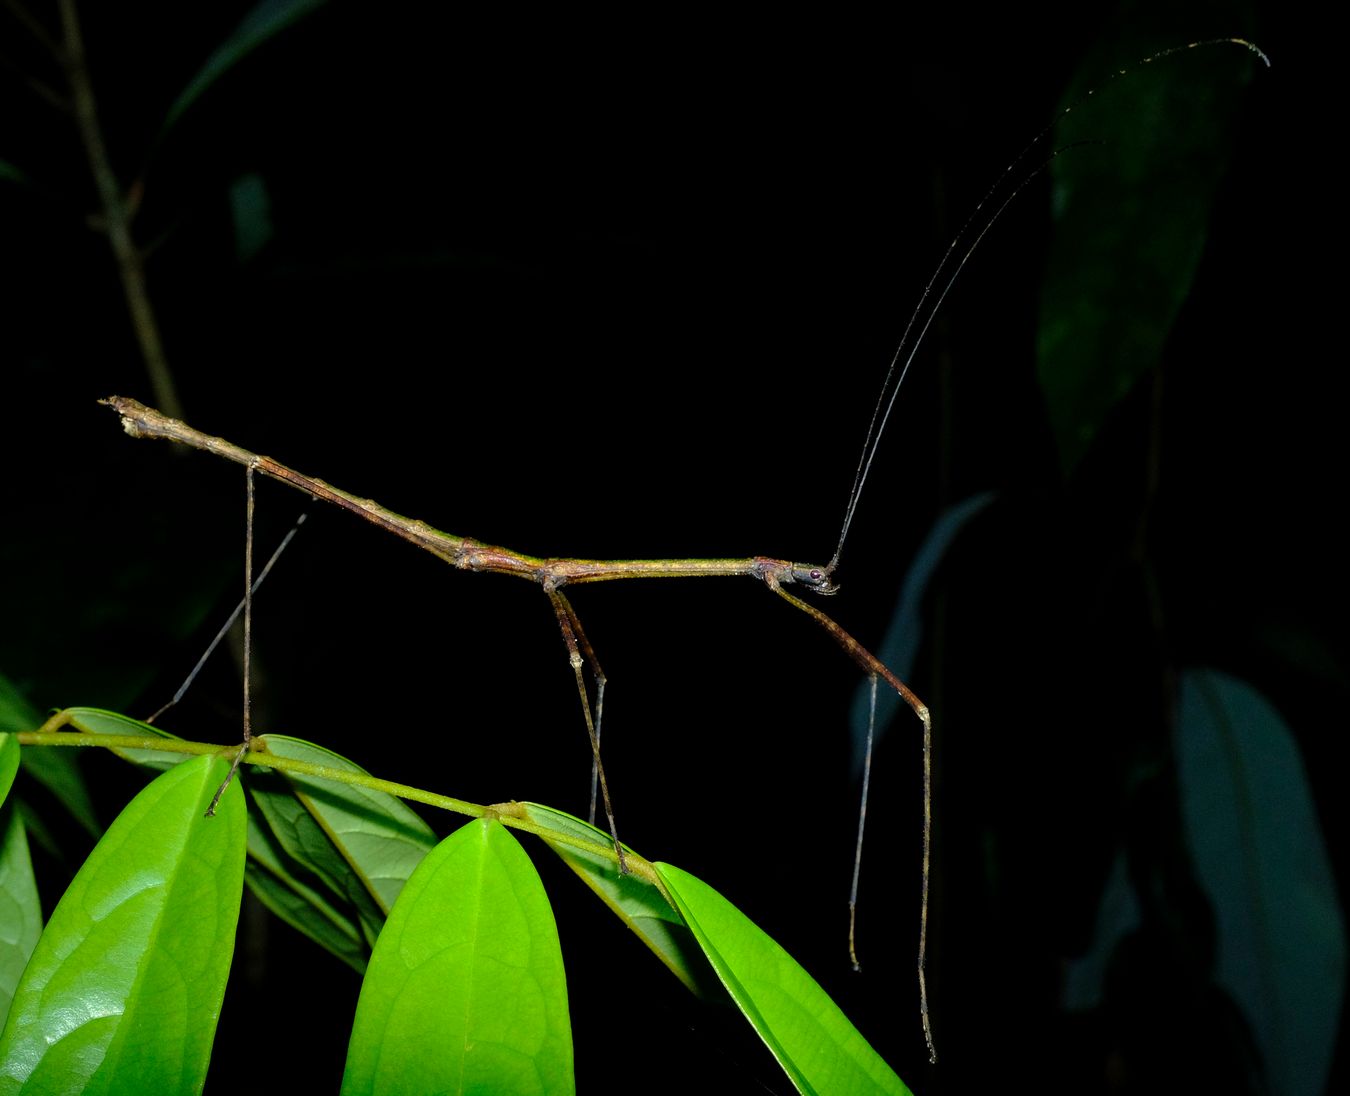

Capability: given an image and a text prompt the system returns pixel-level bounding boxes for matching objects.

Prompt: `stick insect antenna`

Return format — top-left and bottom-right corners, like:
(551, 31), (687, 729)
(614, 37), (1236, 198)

(827, 37), (1269, 576)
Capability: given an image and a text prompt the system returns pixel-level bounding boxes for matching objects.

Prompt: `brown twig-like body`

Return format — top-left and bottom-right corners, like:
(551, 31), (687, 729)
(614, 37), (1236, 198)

(102, 394), (936, 1060)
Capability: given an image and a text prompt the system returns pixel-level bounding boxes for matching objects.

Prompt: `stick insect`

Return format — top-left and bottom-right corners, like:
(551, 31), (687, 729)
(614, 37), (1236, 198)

(99, 36), (1266, 1067)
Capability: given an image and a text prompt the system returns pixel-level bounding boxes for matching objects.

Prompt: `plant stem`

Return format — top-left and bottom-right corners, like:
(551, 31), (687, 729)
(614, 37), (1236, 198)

(15, 729), (652, 877)
(58, 0), (184, 418)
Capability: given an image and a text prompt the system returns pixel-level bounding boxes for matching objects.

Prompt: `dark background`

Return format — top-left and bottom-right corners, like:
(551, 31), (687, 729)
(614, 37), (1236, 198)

(3, 1), (1338, 1093)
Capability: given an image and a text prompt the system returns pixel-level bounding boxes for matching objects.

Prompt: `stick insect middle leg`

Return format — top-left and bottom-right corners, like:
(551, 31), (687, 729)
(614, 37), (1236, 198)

(544, 581), (626, 873)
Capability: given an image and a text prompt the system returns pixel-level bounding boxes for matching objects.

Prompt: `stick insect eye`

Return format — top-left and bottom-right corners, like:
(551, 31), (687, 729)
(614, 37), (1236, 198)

(791, 564), (838, 593)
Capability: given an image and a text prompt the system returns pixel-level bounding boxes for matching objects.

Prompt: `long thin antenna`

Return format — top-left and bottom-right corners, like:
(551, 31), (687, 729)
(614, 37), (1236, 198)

(827, 37), (1269, 575)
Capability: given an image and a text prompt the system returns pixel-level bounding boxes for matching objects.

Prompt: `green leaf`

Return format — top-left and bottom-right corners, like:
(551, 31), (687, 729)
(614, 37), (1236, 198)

(0, 737), (16, 810)
(0, 809), (41, 1031)
(14, 749), (99, 839)
(0, 735), (37, 1029)
(1176, 669), (1344, 1096)
(1037, 36), (1266, 472)
(0, 679), (39, 738)
(0, 754), (246, 1095)
(254, 736), (436, 914)
(245, 769), (383, 948)
(850, 491), (994, 769)
(65, 706), (187, 771)
(342, 818), (573, 1096)
(0, 684), (98, 837)
(246, 735), (437, 946)
(230, 172), (273, 264)
(517, 802), (725, 1000)
(656, 863), (910, 1096)
(161, 0), (331, 134)
(63, 717), (433, 956)
(243, 808), (367, 973)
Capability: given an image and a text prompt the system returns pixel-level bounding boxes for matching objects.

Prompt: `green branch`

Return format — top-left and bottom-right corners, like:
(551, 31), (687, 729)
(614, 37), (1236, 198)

(15, 727), (657, 882)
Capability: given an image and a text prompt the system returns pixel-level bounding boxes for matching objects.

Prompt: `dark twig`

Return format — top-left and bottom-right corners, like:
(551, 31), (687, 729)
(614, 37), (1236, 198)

(56, 0), (184, 419)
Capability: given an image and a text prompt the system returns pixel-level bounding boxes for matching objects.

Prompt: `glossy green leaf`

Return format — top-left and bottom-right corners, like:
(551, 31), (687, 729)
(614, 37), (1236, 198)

(0, 754), (246, 1095)
(244, 809), (366, 973)
(254, 735), (436, 913)
(246, 735), (436, 945)
(342, 818), (573, 1096)
(0, 736), (33, 1030)
(60, 712), (431, 949)
(656, 863), (910, 1096)
(1177, 669), (1344, 1096)
(0, 808), (41, 1031)
(65, 706), (187, 771)
(162, 0), (331, 134)
(65, 714), (390, 965)
(1038, 35), (1266, 472)
(518, 802), (725, 1000)
(246, 769), (384, 948)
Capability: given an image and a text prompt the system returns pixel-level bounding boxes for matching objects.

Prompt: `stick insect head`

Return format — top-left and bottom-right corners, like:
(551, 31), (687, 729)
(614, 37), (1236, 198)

(790, 562), (839, 595)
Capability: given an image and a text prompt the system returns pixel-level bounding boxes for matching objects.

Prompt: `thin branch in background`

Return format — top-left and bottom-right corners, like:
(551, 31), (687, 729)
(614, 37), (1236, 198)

(0, 52), (69, 112)
(3, 0), (62, 57)
(1, 2), (69, 111)
(56, 0), (184, 419)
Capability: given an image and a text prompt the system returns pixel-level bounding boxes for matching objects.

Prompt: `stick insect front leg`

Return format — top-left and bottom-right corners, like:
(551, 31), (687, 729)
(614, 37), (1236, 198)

(762, 567), (936, 1064)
